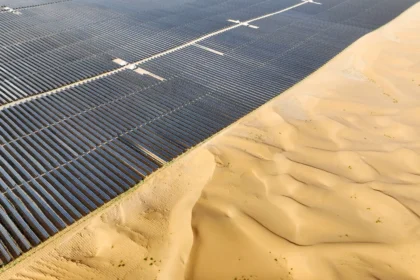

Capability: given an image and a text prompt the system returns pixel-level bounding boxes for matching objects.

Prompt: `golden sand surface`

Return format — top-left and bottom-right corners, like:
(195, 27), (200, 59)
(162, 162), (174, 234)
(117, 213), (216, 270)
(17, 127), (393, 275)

(1, 3), (420, 280)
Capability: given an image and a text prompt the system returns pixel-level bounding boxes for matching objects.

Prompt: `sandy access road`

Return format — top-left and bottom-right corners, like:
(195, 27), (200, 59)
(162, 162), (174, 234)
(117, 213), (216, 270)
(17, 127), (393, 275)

(1, 2), (420, 280)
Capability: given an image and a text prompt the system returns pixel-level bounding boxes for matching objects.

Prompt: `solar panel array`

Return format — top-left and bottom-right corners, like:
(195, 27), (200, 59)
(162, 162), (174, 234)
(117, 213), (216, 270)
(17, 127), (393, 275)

(0, 0), (417, 267)
(0, 0), (307, 106)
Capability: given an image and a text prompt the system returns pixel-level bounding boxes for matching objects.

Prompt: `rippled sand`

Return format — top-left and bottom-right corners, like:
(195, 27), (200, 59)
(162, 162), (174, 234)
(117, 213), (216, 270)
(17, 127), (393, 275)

(1, 3), (420, 280)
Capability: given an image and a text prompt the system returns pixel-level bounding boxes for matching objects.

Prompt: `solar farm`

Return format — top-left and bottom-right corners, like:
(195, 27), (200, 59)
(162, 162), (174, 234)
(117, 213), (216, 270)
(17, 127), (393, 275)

(0, 0), (417, 267)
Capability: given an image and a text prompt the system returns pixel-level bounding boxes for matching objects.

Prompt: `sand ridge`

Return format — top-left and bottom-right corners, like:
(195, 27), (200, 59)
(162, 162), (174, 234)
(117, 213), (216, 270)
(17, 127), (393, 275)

(1, 2), (420, 280)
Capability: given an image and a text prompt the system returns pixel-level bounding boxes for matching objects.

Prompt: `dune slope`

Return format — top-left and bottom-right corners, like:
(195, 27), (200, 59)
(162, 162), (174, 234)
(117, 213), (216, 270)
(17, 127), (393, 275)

(1, 3), (420, 280)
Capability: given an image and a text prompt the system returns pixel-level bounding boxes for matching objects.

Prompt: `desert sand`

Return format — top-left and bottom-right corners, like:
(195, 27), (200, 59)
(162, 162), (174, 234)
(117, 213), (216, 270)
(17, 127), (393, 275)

(1, 3), (420, 280)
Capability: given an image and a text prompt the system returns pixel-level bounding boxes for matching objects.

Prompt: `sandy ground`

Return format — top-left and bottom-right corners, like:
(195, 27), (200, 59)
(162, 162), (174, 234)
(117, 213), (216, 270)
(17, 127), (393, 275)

(2, 3), (420, 280)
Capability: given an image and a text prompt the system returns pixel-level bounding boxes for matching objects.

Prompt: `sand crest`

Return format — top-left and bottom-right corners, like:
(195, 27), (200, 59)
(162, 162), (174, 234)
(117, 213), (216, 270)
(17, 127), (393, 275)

(1, 3), (420, 280)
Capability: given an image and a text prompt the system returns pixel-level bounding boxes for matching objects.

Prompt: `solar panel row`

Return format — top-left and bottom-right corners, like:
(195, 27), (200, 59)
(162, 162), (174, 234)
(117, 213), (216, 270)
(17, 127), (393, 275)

(0, 0), (417, 267)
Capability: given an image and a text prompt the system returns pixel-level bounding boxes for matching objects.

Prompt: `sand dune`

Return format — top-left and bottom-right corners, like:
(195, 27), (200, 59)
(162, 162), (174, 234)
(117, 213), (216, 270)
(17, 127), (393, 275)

(1, 3), (420, 280)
